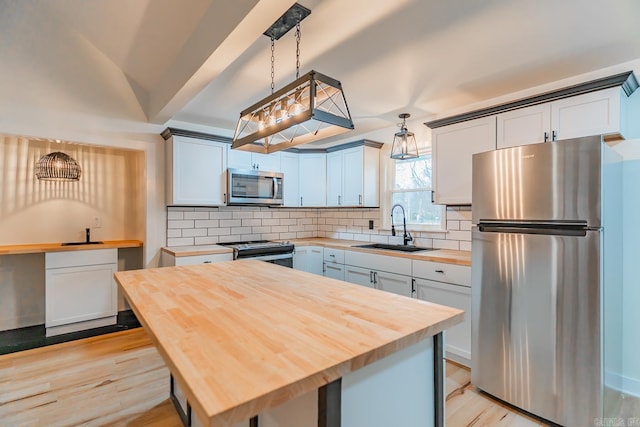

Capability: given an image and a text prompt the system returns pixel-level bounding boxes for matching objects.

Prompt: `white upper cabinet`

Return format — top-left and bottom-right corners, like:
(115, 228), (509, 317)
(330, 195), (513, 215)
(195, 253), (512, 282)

(551, 87), (627, 141)
(326, 145), (380, 207)
(497, 87), (637, 149)
(299, 153), (327, 207)
(227, 147), (281, 172)
(497, 103), (552, 149)
(431, 116), (496, 205)
(166, 135), (227, 206)
(280, 152), (300, 207)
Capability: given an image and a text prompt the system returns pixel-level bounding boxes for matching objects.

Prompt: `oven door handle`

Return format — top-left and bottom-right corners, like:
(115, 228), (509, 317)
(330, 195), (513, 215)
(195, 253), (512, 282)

(238, 253), (293, 262)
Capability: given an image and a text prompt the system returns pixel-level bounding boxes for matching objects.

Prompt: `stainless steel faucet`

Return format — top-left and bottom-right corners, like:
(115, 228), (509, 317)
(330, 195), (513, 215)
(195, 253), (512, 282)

(391, 204), (413, 246)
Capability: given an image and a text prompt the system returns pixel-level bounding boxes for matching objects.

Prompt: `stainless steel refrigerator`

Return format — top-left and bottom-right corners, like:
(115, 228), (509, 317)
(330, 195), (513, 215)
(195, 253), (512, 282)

(471, 135), (624, 426)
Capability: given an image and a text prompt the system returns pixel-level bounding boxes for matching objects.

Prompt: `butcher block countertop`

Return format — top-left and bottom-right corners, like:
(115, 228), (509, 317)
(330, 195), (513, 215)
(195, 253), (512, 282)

(0, 240), (143, 255)
(160, 244), (232, 257)
(115, 261), (464, 426)
(162, 238), (471, 266)
(290, 237), (472, 266)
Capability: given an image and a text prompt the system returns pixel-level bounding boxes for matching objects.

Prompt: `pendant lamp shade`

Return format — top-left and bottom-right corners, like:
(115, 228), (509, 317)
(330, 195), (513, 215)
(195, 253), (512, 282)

(390, 113), (419, 160)
(35, 151), (81, 181)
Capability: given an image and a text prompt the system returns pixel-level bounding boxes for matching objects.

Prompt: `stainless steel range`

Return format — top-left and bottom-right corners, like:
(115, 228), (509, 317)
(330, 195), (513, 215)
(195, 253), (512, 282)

(218, 240), (294, 268)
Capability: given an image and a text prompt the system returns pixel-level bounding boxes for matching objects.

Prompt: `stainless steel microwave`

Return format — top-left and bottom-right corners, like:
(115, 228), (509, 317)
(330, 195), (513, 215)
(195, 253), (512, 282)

(227, 168), (283, 206)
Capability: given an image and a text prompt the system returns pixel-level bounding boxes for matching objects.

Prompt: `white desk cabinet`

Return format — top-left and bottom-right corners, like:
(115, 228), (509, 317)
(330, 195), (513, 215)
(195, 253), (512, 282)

(45, 249), (118, 337)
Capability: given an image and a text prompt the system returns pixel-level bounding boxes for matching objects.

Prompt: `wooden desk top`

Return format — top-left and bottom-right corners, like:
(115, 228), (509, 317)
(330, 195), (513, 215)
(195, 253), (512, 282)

(0, 240), (143, 255)
(115, 261), (463, 426)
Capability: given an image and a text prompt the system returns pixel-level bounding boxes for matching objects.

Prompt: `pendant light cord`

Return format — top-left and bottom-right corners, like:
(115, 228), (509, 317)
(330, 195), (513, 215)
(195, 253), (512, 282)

(270, 37), (275, 94)
(295, 22), (301, 79)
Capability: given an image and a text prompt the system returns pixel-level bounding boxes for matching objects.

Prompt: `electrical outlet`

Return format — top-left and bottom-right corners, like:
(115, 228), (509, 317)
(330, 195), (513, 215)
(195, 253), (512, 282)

(92, 216), (102, 228)
(368, 220), (374, 230)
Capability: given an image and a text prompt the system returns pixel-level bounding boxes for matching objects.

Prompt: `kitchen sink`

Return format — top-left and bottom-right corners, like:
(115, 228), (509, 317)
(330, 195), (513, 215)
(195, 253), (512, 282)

(61, 241), (104, 246)
(353, 243), (434, 252)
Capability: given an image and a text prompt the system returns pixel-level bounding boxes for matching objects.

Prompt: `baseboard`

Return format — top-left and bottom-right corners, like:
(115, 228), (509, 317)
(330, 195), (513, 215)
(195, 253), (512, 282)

(605, 370), (640, 398)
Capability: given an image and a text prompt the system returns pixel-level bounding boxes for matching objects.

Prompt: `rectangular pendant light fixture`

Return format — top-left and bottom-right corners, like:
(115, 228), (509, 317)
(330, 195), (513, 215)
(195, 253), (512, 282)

(232, 70), (354, 154)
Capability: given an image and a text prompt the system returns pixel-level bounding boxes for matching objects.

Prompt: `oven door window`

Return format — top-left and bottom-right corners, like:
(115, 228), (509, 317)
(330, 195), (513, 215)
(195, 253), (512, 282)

(264, 257), (293, 268)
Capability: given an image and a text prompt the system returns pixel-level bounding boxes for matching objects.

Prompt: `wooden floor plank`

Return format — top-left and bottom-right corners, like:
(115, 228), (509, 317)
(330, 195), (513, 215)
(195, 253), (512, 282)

(4, 327), (622, 427)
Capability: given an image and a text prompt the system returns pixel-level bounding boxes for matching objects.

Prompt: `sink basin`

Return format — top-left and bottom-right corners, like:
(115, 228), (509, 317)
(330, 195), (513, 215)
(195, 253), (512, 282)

(61, 241), (104, 246)
(353, 243), (434, 252)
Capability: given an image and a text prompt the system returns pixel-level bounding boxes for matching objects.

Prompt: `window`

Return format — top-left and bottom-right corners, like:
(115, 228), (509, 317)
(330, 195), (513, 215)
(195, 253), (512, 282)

(390, 154), (445, 230)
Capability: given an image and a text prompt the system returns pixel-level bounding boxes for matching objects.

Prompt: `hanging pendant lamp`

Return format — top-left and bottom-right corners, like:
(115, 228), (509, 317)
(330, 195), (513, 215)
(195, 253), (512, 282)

(232, 3), (354, 154)
(35, 151), (81, 181)
(390, 113), (419, 160)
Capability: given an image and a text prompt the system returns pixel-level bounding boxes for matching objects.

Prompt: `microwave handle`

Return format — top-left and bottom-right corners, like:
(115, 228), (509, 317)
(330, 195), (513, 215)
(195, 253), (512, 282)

(272, 177), (279, 199)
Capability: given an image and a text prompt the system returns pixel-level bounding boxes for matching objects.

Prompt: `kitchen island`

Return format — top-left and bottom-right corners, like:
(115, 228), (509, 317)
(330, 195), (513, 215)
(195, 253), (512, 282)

(114, 260), (463, 427)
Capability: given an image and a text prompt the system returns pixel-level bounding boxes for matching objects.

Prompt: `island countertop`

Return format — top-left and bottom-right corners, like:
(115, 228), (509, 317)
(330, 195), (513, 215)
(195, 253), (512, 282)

(115, 261), (464, 426)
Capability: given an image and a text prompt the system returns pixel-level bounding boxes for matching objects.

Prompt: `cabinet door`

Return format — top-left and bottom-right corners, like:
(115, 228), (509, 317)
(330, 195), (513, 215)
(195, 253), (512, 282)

(415, 278), (471, 366)
(253, 152), (281, 172)
(432, 116), (496, 204)
(326, 151), (343, 206)
(496, 103), (551, 149)
(227, 148), (253, 170)
(299, 153), (326, 206)
(342, 147), (364, 206)
(551, 87), (622, 140)
(46, 263), (117, 327)
(345, 265), (374, 288)
(168, 136), (227, 205)
(293, 246), (323, 275)
(375, 271), (412, 297)
(324, 263), (345, 281)
(280, 152), (300, 207)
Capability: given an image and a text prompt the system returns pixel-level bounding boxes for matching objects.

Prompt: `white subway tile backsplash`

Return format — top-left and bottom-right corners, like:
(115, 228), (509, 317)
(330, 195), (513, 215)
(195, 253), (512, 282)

(184, 211), (209, 220)
(433, 239), (460, 250)
(168, 220), (195, 229)
(167, 211), (184, 220)
(167, 237), (194, 246)
(165, 206), (475, 252)
(182, 228), (207, 237)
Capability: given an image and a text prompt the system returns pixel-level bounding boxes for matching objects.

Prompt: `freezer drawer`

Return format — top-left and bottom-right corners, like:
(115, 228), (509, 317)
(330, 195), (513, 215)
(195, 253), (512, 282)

(471, 228), (601, 426)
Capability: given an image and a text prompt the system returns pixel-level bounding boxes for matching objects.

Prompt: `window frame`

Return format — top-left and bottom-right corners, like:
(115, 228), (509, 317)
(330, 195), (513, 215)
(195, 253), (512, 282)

(381, 150), (446, 233)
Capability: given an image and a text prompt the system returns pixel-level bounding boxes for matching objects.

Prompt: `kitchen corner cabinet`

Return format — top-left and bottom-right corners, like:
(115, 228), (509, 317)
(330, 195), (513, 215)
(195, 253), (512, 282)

(166, 135), (227, 206)
(298, 153), (327, 207)
(45, 249), (118, 337)
(497, 87), (638, 149)
(431, 116), (496, 205)
(293, 246), (324, 275)
(280, 152), (300, 207)
(327, 146), (380, 207)
(227, 147), (281, 172)
(413, 259), (471, 366)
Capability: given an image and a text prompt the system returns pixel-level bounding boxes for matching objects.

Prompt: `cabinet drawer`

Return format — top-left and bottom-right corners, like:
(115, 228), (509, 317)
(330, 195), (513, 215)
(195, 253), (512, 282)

(46, 248), (118, 269)
(175, 253), (233, 266)
(323, 248), (344, 264)
(344, 250), (411, 276)
(412, 260), (470, 287)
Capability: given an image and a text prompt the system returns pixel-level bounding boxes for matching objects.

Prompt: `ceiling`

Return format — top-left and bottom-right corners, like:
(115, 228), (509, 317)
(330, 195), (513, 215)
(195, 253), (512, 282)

(3, 0), (640, 147)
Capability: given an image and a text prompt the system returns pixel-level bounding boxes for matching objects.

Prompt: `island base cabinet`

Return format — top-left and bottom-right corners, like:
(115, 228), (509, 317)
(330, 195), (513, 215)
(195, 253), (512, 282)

(415, 278), (471, 367)
(185, 337), (442, 427)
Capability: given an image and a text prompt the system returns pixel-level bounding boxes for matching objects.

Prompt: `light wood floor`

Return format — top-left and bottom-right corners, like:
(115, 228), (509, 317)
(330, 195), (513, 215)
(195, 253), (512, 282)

(1, 328), (631, 426)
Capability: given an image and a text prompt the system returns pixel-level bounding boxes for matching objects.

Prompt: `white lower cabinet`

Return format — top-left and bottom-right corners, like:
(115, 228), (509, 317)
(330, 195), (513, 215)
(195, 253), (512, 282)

(293, 246), (324, 275)
(376, 271), (413, 297)
(345, 265), (375, 288)
(45, 249), (118, 337)
(323, 248), (345, 281)
(161, 252), (232, 267)
(324, 263), (345, 281)
(413, 259), (472, 367)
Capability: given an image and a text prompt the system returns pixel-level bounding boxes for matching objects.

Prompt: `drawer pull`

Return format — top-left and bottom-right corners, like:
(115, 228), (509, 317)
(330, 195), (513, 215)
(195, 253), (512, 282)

(204, 261), (212, 264)
(435, 269), (444, 273)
